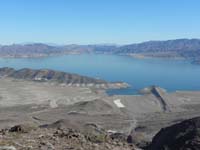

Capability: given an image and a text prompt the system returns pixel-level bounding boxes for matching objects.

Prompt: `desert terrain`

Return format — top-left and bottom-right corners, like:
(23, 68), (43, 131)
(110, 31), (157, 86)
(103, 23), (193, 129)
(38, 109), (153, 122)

(0, 76), (200, 149)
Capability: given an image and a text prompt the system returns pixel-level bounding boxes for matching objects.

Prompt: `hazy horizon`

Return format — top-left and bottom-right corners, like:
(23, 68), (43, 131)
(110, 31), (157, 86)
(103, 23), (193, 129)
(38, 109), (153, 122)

(1, 38), (200, 46)
(0, 0), (200, 45)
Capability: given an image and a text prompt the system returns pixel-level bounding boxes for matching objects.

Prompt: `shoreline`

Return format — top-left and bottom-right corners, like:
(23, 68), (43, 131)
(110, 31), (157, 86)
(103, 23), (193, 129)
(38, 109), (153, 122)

(126, 53), (186, 61)
(0, 52), (191, 60)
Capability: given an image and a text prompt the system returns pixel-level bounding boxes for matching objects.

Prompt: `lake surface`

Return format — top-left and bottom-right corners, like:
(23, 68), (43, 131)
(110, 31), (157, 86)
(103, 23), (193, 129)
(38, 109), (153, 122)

(0, 54), (200, 95)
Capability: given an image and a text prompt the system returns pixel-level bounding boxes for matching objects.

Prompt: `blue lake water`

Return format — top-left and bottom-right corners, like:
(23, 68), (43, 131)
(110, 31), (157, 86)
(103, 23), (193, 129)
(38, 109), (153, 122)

(0, 54), (200, 95)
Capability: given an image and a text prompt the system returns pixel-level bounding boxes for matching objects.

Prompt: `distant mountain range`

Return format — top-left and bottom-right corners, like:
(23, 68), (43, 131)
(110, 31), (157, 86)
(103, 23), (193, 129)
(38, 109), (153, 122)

(117, 39), (200, 63)
(0, 39), (200, 63)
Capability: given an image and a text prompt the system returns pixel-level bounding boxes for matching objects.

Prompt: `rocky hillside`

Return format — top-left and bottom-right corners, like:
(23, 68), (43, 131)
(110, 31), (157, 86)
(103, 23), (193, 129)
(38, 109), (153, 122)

(148, 117), (200, 150)
(0, 67), (128, 89)
(0, 67), (106, 84)
(117, 39), (200, 62)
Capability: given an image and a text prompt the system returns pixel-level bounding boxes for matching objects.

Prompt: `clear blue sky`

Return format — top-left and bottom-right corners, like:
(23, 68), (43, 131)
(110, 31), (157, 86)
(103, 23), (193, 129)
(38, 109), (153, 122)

(0, 0), (200, 45)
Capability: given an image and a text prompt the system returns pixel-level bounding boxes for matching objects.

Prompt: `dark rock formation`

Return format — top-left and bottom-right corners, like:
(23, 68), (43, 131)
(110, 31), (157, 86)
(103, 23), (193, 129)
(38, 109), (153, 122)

(9, 124), (36, 133)
(127, 135), (133, 143)
(148, 117), (200, 150)
(0, 67), (15, 76)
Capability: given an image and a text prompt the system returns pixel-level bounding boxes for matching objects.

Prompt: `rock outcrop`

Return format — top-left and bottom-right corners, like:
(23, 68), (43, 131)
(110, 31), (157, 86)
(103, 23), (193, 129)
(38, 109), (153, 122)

(148, 117), (200, 150)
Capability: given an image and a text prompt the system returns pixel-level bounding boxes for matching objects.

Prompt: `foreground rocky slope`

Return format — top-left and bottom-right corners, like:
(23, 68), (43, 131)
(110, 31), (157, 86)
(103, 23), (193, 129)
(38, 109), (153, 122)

(1, 115), (200, 150)
(148, 117), (200, 150)
(1, 75), (200, 149)
(0, 124), (138, 150)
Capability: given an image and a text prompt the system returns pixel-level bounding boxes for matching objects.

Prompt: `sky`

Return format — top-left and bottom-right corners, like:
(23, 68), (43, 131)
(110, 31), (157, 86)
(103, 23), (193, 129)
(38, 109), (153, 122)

(0, 0), (200, 45)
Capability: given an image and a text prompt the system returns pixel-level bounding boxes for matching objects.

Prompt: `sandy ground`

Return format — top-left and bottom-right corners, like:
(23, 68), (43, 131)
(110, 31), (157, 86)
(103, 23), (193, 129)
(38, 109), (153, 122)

(0, 78), (102, 107)
(1, 78), (200, 143)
